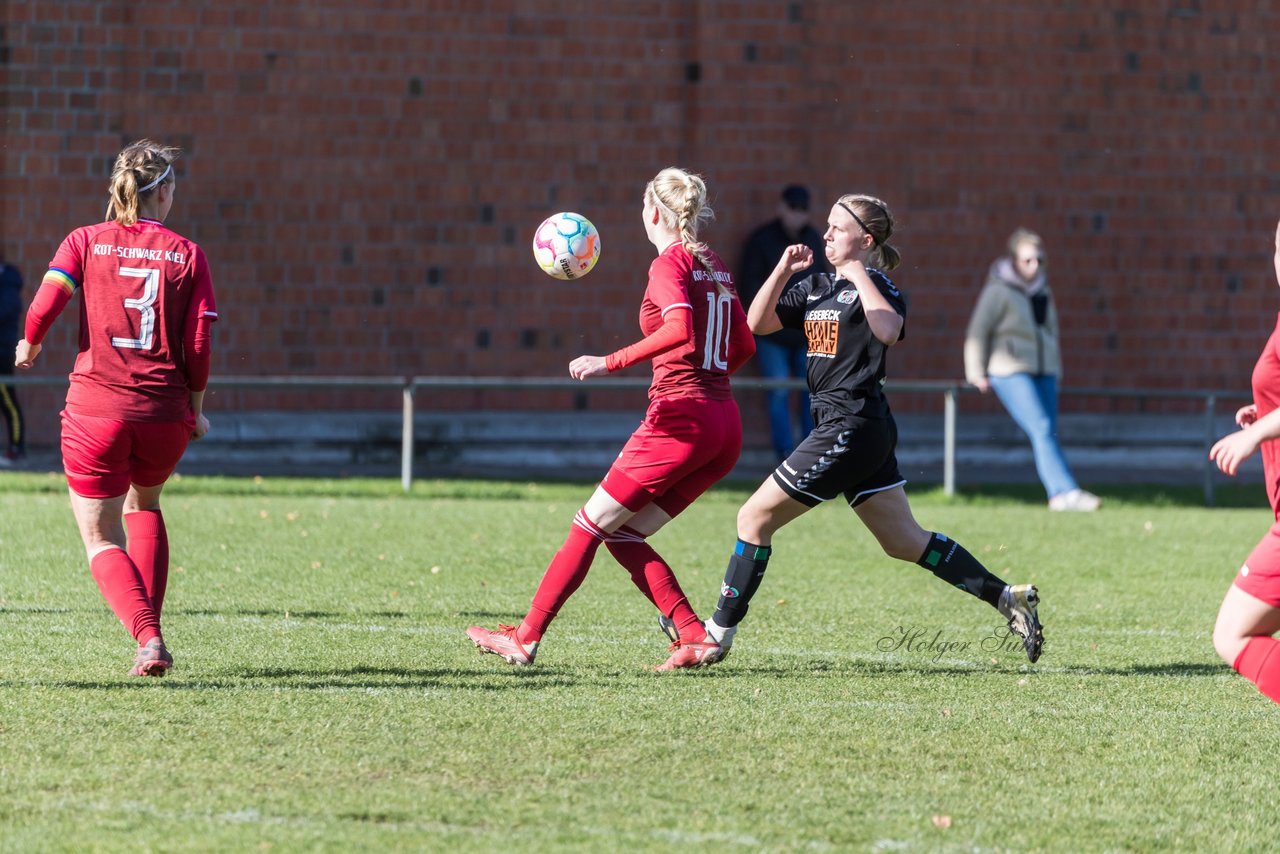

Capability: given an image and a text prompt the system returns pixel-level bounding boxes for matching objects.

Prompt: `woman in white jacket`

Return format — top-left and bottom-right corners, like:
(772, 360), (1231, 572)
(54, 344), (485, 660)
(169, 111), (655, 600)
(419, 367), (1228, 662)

(963, 228), (1100, 511)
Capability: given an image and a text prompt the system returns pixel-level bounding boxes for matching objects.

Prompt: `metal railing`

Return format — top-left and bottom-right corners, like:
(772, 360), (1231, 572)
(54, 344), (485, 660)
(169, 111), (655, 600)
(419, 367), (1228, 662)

(4, 373), (1249, 502)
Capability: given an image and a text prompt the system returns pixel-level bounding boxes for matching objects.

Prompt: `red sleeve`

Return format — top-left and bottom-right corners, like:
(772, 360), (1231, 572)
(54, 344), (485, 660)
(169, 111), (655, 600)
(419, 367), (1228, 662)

(24, 280), (73, 345)
(604, 307), (692, 372)
(27, 228), (87, 344)
(726, 298), (757, 374)
(183, 315), (213, 391)
(182, 247), (218, 391)
(188, 246), (218, 324)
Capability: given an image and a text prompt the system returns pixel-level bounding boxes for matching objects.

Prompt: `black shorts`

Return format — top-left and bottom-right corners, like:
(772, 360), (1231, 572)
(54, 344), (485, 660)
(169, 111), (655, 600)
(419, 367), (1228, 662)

(771, 414), (905, 508)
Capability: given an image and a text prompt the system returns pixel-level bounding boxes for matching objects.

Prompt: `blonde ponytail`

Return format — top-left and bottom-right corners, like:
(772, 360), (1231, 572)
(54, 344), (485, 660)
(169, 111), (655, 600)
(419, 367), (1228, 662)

(105, 139), (180, 226)
(647, 167), (726, 293)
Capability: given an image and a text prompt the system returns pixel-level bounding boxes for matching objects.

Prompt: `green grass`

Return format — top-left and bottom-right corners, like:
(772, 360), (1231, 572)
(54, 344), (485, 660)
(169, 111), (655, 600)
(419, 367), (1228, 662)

(1, 472), (1277, 852)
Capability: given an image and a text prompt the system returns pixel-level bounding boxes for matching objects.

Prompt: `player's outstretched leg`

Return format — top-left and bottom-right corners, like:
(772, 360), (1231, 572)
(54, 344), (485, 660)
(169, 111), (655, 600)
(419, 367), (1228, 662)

(466, 624), (537, 666)
(915, 531), (1045, 663)
(998, 584), (1043, 664)
(466, 506), (607, 667)
(699, 538), (772, 658)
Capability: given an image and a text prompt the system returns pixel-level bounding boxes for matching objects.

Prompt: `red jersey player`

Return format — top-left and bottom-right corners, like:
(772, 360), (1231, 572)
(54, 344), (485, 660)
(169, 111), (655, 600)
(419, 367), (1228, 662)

(14, 140), (217, 677)
(1211, 216), (1280, 707)
(467, 167), (755, 670)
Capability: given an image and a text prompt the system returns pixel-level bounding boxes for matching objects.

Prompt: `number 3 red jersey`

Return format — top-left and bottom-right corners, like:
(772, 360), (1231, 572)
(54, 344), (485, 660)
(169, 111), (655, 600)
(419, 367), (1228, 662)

(641, 242), (749, 402)
(46, 218), (218, 421)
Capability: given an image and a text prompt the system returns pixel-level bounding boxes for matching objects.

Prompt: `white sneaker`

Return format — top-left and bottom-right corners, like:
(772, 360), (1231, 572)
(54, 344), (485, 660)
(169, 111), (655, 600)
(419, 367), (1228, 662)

(1048, 489), (1101, 512)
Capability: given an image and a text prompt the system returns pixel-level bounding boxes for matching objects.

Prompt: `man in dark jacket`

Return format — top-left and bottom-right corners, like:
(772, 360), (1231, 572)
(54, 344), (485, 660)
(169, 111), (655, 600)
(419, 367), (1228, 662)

(0, 250), (25, 463)
(737, 185), (828, 460)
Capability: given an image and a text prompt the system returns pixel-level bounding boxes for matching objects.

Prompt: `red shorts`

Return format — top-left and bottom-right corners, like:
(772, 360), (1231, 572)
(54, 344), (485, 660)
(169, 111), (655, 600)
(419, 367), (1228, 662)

(601, 396), (742, 518)
(61, 409), (193, 499)
(1236, 520), (1280, 608)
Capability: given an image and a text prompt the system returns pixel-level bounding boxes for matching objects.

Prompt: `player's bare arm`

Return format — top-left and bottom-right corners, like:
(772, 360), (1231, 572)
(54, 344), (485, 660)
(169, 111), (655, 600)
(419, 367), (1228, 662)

(747, 244), (810, 335)
(1210, 406), (1280, 476)
(568, 354), (608, 380)
(1274, 216), (1280, 284)
(190, 390), (210, 440)
(14, 339), (40, 368)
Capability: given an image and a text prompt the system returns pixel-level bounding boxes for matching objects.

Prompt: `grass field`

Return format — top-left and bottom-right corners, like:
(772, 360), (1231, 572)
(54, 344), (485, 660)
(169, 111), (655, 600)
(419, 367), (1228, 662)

(1, 471), (1278, 852)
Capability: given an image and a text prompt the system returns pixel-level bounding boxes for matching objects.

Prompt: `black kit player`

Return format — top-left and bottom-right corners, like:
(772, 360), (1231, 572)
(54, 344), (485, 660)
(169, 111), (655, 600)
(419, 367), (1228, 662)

(663, 193), (1044, 665)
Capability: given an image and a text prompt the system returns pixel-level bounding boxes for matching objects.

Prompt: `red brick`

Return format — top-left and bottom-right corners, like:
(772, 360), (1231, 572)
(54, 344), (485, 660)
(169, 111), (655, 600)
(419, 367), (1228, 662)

(1, 1), (1277, 431)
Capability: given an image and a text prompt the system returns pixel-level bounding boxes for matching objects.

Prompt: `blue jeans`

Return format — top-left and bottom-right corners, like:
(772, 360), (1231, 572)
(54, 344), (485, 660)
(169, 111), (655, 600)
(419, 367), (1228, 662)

(988, 373), (1077, 499)
(755, 337), (812, 460)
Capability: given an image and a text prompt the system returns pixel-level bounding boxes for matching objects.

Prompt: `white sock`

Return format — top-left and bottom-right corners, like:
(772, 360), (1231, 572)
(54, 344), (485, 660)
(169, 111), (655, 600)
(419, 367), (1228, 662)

(705, 618), (736, 646)
(996, 585), (1012, 617)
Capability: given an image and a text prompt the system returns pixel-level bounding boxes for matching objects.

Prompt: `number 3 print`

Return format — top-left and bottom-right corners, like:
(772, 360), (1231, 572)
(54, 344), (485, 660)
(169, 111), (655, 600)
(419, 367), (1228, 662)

(111, 266), (159, 350)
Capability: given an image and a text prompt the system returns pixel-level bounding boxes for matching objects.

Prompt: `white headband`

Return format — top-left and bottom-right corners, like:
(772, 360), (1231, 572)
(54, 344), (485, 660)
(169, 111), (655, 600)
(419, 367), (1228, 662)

(138, 163), (172, 193)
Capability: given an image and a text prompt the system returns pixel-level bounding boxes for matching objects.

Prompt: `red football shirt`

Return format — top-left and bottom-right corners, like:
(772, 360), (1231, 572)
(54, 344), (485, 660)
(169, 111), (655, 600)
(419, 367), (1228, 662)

(641, 242), (748, 402)
(46, 218), (218, 421)
(1252, 312), (1280, 518)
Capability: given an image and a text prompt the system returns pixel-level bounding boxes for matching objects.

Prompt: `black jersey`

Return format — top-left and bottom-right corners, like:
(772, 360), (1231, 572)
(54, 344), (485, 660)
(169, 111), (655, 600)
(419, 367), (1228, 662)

(776, 268), (906, 419)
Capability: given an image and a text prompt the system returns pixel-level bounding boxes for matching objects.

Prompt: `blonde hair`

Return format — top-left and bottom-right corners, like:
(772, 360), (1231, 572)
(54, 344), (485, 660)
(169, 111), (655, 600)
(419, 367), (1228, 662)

(837, 193), (901, 271)
(105, 139), (180, 226)
(1006, 227), (1044, 262)
(646, 167), (720, 285)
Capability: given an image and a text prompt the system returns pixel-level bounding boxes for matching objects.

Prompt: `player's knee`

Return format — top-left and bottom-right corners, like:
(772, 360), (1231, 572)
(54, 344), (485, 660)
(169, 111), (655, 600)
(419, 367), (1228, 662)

(123, 497), (162, 513)
(882, 539), (919, 562)
(1212, 623), (1247, 667)
(871, 525), (930, 562)
(736, 503), (772, 543)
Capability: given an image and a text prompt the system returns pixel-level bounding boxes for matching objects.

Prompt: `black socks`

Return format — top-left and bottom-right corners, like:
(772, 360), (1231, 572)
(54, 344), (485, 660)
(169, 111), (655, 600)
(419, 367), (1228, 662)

(711, 539), (772, 628)
(916, 532), (1006, 607)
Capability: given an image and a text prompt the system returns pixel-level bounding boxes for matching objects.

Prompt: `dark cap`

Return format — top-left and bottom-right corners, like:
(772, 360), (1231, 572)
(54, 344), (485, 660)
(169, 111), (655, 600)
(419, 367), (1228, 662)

(781, 184), (810, 211)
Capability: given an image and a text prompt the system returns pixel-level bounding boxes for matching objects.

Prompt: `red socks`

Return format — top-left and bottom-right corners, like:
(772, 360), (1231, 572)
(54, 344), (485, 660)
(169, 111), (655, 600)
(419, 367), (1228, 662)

(125, 509), (169, 616)
(89, 548), (161, 645)
(606, 526), (706, 643)
(1233, 636), (1280, 705)
(519, 509), (607, 643)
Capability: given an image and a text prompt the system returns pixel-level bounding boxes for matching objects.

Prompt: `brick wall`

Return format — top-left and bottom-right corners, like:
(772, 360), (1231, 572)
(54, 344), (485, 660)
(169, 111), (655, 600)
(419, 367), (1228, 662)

(3, 1), (1279, 443)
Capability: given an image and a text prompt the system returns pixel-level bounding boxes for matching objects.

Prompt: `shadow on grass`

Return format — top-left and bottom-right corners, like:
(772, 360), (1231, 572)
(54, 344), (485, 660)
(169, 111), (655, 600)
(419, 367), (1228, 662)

(707, 658), (1229, 679)
(1, 665), (582, 692)
(452, 610), (527, 620)
(177, 608), (344, 619)
(922, 482), (1267, 509)
(0, 606), (77, 614)
(1057, 661), (1226, 677)
(177, 608), (422, 620)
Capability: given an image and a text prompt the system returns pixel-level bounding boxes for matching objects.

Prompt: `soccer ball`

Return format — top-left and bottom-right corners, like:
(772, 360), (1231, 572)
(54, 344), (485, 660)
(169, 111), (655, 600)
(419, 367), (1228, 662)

(532, 212), (601, 280)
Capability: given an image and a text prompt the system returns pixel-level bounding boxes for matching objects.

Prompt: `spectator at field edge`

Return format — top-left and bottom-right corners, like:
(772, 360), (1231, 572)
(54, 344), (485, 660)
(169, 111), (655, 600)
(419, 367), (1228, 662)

(0, 250), (24, 464)
(466, 166), (755, 671)
(669, 193), (1043, 666)
(15, 139), (218, 676)
(1210, 216), (1280, 707)
(738, 184), (828, 461)
(963, 228), (1100, 511)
